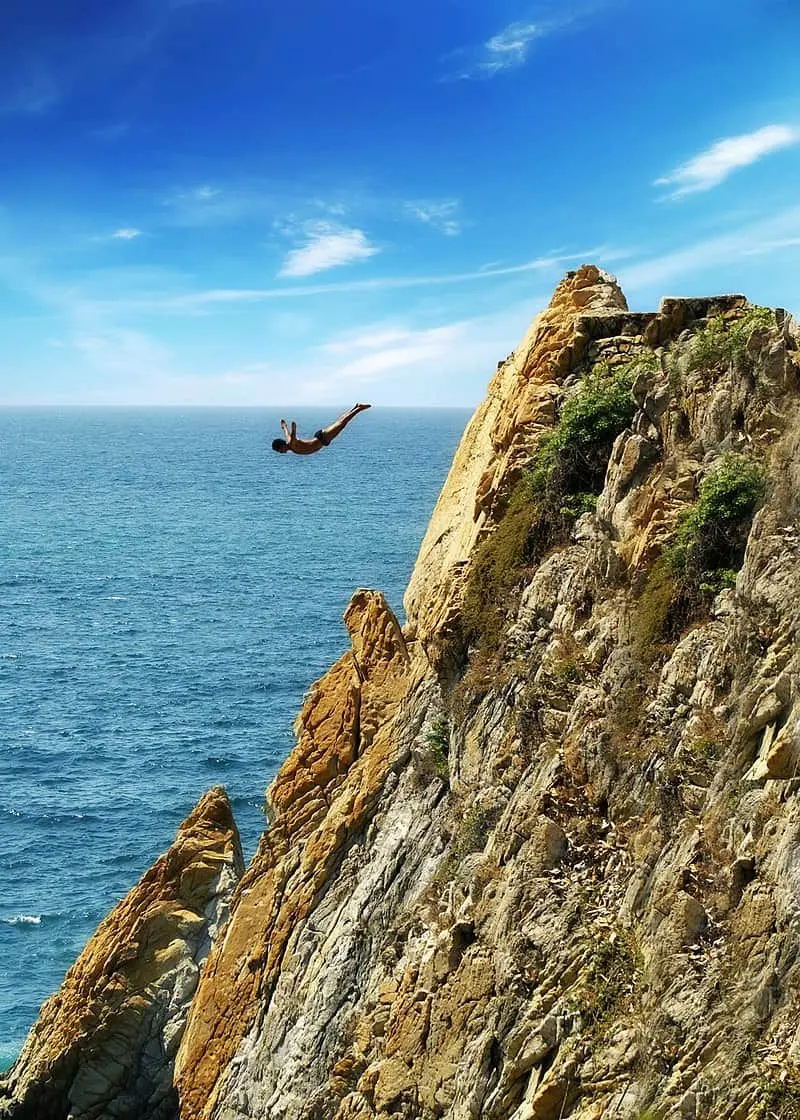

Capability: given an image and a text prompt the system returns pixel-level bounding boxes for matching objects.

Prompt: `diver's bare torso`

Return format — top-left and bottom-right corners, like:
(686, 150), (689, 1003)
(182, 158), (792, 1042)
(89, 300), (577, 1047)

(283, 426), (323, 455)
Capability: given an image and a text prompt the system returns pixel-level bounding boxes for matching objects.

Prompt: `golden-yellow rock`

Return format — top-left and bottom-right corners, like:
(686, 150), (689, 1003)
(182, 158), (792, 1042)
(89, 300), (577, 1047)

(174, 589), (412, 1120)
(0, 787), (242, 1120)
(404, 265), (628, 654)
(8, 271), (800, 1120)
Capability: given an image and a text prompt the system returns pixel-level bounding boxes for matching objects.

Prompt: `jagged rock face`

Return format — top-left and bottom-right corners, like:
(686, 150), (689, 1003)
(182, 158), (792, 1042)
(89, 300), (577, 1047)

(10, 267), (800, 1120)
(404, 265), (631, 654)
(0, 787), (243, 1120)
(175, 589), (415, 1120)
(176, 272), (800, 1120)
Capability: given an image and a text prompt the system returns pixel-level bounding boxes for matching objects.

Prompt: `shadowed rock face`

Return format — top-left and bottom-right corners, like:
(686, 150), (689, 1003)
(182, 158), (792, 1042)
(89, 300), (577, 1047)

(174, 589), (414, 1120)
(0, 787), (243, 1120)
(10, 266), (800, 1120)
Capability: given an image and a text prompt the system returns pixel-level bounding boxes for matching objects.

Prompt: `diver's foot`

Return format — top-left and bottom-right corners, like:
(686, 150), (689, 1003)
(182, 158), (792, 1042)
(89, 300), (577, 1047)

(355, 403), (371, 412)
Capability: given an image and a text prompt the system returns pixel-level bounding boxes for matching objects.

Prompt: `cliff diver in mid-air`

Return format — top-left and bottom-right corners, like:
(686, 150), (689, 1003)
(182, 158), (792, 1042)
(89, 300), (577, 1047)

(271, 403), (371, 455)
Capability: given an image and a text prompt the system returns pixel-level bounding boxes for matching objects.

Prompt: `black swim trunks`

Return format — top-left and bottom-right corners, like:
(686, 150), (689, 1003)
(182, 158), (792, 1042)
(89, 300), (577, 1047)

(314, 429), (331, 447)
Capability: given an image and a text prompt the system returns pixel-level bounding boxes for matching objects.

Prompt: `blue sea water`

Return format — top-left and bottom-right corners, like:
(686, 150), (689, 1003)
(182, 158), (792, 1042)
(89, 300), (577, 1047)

(0, 406), (468, 1071)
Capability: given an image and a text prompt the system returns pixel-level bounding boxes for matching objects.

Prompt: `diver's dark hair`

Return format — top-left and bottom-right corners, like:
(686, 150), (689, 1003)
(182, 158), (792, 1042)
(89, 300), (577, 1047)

(272, 438), (288, 452)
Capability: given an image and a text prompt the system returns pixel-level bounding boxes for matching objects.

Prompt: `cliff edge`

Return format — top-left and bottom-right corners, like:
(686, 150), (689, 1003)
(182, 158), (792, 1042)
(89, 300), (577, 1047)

(6, 265), (800, 1120)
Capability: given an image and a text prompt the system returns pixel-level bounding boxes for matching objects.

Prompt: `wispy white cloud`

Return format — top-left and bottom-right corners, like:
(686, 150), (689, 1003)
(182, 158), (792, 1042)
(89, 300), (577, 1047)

(156, 248), (618, 310)
(619, 204), (800, 292)
(443, 3), (605, 82)
(334, 325), (463, 382)
(61, 247), (619, 317)
(445, 20), (545, 80)
(111, 228), (143, 241)
(181, 185), (222, 202)
(480, 21), (544, 75)
(297, 302), (542, 404)
(319, 324), (464, 382)
(278, 222), (380, 278)
(656, 125), (800, 199)
(323, 326), (422, 354)
(159, 183), (270, 228)
(404, 199), (462, 236)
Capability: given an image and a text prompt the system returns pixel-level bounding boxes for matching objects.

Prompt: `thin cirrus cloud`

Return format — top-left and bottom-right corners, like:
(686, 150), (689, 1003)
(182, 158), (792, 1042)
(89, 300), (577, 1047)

(448, 20), (545, 80)
(446, 4), (601, 82)
(278, 223), (380, 278)
(618, 203), (800, 292)
(333, 325), (463, 382)
(478, 21), (544, 75)
(404, 200), (462, 236)
(111, 228), (142, 240)
(139, 252), (573, 311)
(107, 248), (622, 314)
(656, 124), (800, 198)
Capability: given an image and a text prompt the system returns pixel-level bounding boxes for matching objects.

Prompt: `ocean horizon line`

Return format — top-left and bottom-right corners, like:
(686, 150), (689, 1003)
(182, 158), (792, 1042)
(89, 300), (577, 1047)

(0, 403), (474, 412)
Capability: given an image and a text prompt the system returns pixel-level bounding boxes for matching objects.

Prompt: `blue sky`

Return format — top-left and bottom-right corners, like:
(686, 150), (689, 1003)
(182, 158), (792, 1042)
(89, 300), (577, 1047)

(2, 0), (799, 406)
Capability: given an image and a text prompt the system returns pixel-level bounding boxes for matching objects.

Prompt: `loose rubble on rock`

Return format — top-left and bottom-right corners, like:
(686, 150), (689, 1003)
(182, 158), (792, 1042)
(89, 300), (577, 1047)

(4, 266), (800, 1120)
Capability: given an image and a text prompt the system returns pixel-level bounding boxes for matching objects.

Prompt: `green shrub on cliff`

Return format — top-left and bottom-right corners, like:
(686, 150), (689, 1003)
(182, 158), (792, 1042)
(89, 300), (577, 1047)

(755, 1065), (800, 1119)
(670, 454), (766, 577)
(580, 925), (641, 1035)
(461, 361), (643, 652)
(687, 306), (773, 374)
(425, 718), (450, 779)
(439, 803), (502, 880)
(634, 454), (766, 652)
(528, 362), (638, 508)
(460, 480), (540, 650)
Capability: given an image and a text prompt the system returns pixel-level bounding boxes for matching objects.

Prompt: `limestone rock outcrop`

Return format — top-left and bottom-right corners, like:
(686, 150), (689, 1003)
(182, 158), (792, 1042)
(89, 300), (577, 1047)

(8, 266), (800, 1120)
(404, 265), (630, 653)
(0, 787), (243, 1120)
(175, 589), (415, 1120)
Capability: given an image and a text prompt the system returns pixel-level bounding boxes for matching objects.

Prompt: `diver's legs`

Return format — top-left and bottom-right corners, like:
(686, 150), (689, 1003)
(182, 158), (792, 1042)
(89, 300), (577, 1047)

(321, 404), (370, 443)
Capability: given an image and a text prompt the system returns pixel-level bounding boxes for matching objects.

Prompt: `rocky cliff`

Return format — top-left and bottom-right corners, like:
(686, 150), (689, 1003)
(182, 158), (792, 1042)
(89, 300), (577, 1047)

(5, 265), (800, 1120)
(0, 787), (243, 1120)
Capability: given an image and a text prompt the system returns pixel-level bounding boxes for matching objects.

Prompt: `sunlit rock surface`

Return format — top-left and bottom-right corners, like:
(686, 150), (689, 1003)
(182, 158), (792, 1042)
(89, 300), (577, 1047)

(10, 267), (800, 1120)
(0, 787), (243, 1120)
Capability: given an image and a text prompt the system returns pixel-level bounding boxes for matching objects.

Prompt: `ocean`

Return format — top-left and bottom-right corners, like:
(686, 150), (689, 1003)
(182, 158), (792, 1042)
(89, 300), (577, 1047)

(0, 405), (469, 1071)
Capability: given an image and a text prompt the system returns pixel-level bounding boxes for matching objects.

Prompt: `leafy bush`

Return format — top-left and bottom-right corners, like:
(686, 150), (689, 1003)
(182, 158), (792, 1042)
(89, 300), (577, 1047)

(687, 306), (773, 374)
(670, 454), (766, 577)
(461, 360), (642, 652)
(580, 927), (640, 1034)
(755, 1066), (800, 1119)
(438, 803), (502, 880)
(632, 560), (679, 655)
(529, 362), (638, 505)
(460, 479), (542, 651)
(425, 718), (450, 779)
(634, 455), (766, 652)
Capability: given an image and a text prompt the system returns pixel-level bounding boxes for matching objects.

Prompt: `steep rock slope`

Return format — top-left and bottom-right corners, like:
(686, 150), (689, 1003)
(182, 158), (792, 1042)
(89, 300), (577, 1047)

(175, 589), (416, 1119)
(177, 266), (800, 1120)
(0, 787), (243, 1120)
(7, 266), (800, 1120)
